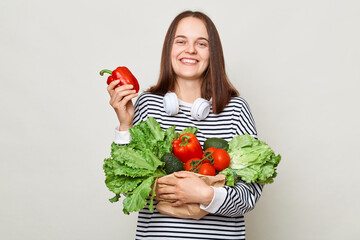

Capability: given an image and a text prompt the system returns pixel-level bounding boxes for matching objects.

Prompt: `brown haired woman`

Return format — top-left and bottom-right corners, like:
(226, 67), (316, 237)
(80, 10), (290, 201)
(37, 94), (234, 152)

(107, 10), (262, 240)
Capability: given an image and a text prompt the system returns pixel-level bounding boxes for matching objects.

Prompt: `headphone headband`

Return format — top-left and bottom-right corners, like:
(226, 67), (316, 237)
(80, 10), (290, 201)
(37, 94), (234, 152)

(163, 92), (211, 120)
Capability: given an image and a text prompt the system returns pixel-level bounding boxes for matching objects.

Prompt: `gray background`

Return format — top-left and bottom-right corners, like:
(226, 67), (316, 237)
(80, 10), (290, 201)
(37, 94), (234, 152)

(1, 0), (359, 239)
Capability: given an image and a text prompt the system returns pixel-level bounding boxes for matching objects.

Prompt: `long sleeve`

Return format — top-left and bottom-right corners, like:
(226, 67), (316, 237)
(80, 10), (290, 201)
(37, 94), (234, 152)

(214, 182), (263, 217)
(114, 128), (131, 144)
(211, 97), (263, 216)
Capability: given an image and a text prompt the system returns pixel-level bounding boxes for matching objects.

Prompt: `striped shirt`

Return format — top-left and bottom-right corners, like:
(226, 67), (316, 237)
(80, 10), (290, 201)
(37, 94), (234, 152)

(130, 92), (263, 240)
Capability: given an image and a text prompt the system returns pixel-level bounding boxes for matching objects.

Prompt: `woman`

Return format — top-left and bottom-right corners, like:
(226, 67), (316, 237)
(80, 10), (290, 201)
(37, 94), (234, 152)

(107, 10), (262, 240)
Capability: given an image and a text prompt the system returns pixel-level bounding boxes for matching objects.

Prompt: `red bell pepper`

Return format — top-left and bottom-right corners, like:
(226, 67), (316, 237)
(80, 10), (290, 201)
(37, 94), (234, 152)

(172, 133), (203, 163)
(99, 66), (140, 93)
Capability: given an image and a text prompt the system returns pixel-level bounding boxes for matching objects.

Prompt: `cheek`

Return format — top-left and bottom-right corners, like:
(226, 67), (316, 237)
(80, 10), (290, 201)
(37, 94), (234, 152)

(201, 50), (210, 65)
(171, 49), (180, 65)
(171, 54), (178, 70)
(202, 55), (210, 68)
(171, 45), (182, 56)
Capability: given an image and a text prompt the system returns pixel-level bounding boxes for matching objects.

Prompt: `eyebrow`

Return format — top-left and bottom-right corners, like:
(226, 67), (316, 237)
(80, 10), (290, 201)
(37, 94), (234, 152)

(174, 35), (209, 42)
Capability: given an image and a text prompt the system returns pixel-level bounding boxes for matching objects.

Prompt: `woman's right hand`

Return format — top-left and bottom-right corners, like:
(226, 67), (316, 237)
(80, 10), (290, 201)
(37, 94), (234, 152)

(107, 80), (138, 131)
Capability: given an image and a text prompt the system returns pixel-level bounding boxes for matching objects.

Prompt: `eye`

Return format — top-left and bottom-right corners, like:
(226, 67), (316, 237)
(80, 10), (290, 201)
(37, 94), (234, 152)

(175, 39), (186, 45)
(197, 41), (208, 47)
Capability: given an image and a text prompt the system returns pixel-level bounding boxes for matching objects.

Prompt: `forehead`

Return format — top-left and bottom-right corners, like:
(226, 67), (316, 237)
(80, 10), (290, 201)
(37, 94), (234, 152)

(175, 17), (208, 39)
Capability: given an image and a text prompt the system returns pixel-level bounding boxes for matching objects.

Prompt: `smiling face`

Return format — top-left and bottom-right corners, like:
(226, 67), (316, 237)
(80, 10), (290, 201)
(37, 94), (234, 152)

(171, 17), (210, 83)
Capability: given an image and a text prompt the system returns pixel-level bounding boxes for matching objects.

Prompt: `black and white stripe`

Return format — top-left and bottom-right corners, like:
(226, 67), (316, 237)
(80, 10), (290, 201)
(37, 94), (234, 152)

(132, 92), (262, 240)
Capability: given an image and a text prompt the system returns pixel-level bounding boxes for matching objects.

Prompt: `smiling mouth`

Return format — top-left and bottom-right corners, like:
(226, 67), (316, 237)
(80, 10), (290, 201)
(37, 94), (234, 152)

(180, 58), (198, 64)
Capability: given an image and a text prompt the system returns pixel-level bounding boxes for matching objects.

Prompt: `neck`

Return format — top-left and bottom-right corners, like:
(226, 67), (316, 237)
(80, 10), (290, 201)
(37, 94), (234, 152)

(174, 78), (202, 103)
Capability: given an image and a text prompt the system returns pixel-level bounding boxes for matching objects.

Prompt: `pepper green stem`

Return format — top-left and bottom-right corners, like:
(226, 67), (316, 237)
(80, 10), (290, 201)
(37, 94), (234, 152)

(99, 69), (113, 76)
(179, 135), (190, 147)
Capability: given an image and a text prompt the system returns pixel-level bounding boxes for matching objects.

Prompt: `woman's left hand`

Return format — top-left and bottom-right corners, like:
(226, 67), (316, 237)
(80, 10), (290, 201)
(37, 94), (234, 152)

(156, 171), (214, 207)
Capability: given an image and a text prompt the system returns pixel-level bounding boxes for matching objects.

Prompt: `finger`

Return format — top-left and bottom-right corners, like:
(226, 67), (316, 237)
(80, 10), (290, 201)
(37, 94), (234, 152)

(173, 171), (195, 178)
(114, 89), (137, 100)
(159, 193), (178, 201)
(110, 89), (137, 106)
(107, 80), (120, 94)
(112, 95), (136, 112)
(107, 82), (133, 96)
(171, 200), (184, 207)
(157, 176), (179, 186)
(114, 84), (134, 92)
(157, 185), (176, 195)
(112, 85), (136, 101)
(120, 92), (138, 105)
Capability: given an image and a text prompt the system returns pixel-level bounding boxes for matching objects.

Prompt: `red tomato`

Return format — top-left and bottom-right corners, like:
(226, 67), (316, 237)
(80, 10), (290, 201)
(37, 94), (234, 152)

(198, 163), (216, 176)
(184, 158), (201, 172)
(212, 149), (231, 171)
(202, 147), (218, 157)
(202, 147), (218, 164)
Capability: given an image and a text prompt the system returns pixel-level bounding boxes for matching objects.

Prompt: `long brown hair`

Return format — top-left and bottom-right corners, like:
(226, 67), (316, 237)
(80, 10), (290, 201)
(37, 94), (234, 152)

(147, 10), (238, 114)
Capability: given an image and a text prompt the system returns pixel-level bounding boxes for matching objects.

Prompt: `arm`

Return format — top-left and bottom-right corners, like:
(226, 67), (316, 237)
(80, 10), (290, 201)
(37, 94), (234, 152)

(113, 92), (148, 144)
(107, 80), (138, 132)
(212, 182), (263, 217)
(202, 98), (263, 216)
(107, 79), (137, 144)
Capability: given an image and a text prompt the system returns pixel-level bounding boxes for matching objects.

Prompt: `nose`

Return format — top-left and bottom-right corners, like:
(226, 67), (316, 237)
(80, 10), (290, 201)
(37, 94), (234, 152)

(185, 43), (197, 54)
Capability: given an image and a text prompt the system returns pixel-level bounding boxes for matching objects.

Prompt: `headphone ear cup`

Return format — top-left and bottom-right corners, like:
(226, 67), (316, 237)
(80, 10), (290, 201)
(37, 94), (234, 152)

(163, 92), (179, 115)
(191, 98), (211, 120)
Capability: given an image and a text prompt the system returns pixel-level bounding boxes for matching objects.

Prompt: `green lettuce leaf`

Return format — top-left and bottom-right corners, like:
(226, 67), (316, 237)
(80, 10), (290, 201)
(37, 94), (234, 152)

(111, 146), (162, 171)
(122, 176), (155, 214)
(179, 127), (198, 135)
(219, 168), (236, 186)
(128, 126), (151, 150)
(112, 162), (154, 177)
(104, 117), (175, 215)
(109, 194), (121, 203)
(146, 117), (165, 141)
(228, 134), (281, 184)
(164, 125), (177, 143)
(153, 140), (172, 159)
(149, 177), (158, 211)
(104, 173), (146, 195)
(232, 167), (258, 184)
(129, 122), (154, 150)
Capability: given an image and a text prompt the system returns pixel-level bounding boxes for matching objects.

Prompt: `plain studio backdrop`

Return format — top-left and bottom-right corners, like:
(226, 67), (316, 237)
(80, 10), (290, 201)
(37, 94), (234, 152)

(1, 0), (359, 239)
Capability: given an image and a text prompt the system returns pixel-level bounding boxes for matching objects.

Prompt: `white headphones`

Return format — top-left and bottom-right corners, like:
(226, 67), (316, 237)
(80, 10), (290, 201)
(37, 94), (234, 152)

(163, 92), (212, 120)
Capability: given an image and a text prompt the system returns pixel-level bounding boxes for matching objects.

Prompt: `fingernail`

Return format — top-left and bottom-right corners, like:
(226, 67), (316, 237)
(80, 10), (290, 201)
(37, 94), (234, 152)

(128, 85), (133, 88)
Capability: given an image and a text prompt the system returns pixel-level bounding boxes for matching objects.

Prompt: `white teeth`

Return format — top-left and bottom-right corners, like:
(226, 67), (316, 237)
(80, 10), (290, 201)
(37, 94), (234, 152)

(182, 59), (197, 63)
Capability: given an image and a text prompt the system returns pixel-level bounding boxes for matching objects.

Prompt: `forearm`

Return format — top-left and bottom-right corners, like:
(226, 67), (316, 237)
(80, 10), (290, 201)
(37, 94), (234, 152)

(209, 182), (263, 217)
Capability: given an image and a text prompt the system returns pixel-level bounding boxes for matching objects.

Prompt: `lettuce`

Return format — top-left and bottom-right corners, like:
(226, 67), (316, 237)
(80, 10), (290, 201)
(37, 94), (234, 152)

(103, 117), (169, 214)
(221, 134), (281, 185)
(219, 168), (237, 186)
(103, 117), (196, 214)
(122, 176), (155, 215)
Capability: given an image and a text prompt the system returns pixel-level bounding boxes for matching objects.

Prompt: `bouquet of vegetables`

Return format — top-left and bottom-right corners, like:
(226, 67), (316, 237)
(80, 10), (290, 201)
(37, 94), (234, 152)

(103, 117), (281, 215)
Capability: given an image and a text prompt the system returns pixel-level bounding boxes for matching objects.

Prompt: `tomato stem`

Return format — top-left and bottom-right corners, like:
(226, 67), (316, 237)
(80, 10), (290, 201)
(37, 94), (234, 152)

(203, 151), (214, 165)
(189, 153), (214, 172)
